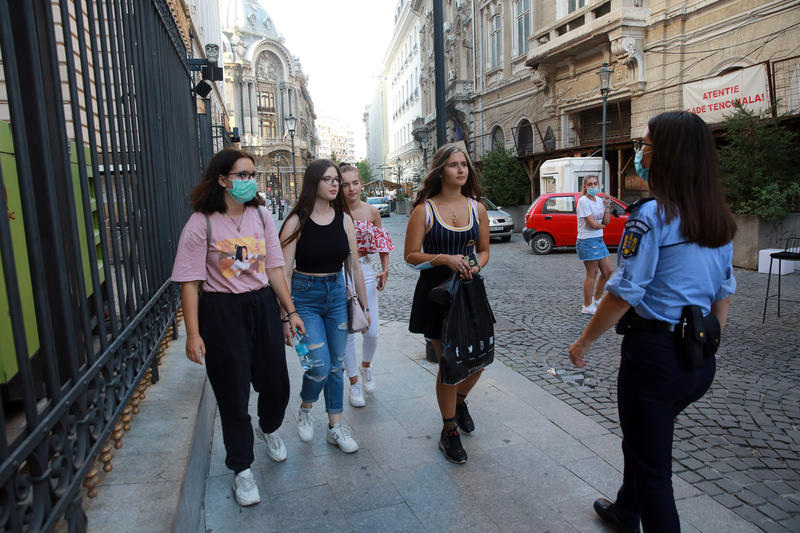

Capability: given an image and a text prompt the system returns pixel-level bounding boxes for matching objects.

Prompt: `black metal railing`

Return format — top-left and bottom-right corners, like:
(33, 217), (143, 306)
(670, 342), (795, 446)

(0, 1), (200, 530)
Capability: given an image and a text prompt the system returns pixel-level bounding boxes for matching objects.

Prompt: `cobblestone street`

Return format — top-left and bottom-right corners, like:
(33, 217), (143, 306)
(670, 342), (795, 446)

(377, 213), (800, 533)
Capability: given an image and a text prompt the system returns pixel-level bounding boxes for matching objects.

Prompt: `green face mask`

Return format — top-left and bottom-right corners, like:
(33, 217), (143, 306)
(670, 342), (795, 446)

(227, 179), (257, 203)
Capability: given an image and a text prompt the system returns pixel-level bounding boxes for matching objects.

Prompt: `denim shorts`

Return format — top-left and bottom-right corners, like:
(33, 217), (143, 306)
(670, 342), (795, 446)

(576, 237), (609, 261)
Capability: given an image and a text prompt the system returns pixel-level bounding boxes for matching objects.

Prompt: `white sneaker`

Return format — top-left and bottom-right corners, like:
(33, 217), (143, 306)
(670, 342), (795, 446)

(256, 427), (287, 462)
(581, 302), (598, 315)
(326, 423), (359, 453)
(360, 366), (376, 394)
(297, 406), (314, 442)
(231, 468), (260, 506)
(349, 382), (366, 407)
(593, 297), (603, 307)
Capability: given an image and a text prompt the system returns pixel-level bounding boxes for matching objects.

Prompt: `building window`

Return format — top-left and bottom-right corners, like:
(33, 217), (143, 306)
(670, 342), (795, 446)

(491, 126), (505, 151)
(257, 91), (275, 112)
(516, 119), (533, 156)
(260, 118), (275, 139)
(514, 0), (530, 57)
(489, 15), (502, 69)
(569, 0), (586, 13)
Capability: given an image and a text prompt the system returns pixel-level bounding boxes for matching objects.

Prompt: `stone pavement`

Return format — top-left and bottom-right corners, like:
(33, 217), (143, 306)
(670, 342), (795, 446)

(371, 214), (800, 533)
(203, 320), (756, 533)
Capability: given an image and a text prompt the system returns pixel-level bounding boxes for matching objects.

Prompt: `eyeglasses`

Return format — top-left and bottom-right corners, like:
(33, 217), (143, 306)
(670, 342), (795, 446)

(632, 139), (653, 150)
(226, 172), (256, 181)
(321, 176), (341, 185)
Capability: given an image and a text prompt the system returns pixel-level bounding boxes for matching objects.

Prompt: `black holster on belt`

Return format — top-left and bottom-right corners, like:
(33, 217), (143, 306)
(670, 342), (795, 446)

(677, 305), (721, 368)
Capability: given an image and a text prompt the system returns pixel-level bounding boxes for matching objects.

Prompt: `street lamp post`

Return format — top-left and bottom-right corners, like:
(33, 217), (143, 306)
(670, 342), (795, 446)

(395, 157), (402, 196)
(420, 136), (429, 170)
(273, 152), (280, 218)
(597, 61), (613, 192)
(285, 114), (298, 203)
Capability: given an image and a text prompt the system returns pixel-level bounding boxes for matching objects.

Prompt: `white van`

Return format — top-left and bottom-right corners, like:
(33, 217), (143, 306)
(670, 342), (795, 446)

(539, 157), (610, 194)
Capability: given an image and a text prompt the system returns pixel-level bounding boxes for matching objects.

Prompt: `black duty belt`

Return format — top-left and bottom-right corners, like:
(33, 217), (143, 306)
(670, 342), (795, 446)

(617, 310), (676, 334)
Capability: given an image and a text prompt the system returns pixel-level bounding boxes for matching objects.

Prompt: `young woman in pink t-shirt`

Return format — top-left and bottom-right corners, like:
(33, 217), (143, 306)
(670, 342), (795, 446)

(171, 149), (304, 507)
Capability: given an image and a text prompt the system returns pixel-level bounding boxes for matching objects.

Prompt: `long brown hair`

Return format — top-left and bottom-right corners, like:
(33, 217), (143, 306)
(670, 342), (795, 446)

(189, 149), (265, 213)
(412, 144), (482, 207)
(647, 111), (737, 247)
(279, 159), (351, 246)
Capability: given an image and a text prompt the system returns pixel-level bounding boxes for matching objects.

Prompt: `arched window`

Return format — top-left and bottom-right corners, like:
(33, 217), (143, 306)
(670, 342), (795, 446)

(517, 119), (533, 155)
(491, 126), (505, 151)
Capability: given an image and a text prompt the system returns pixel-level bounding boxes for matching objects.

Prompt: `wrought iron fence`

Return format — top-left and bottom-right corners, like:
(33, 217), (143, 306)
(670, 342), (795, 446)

(0, 0), (200, 530)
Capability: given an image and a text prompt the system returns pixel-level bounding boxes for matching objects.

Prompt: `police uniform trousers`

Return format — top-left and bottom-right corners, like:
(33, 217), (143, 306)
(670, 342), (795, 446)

(615, 329), (716, 533)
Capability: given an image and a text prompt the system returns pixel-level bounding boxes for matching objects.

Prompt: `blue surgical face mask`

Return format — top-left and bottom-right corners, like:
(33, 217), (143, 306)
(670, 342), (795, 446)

(634, 149), (649, 182)
(587, 187), (601, 196)
(227, 179), (258, 203)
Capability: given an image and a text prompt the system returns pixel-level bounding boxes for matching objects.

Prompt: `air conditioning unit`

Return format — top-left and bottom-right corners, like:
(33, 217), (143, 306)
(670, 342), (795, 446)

(448, 70), (456, 81)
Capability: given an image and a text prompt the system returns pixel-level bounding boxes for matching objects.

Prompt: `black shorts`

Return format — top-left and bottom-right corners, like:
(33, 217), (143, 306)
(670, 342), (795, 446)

(409, 266), (452, 339)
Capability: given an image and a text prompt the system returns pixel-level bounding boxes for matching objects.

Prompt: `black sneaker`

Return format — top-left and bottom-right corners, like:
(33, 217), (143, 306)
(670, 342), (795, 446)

(439, 429), (467, 464)
(455, 401), (475, 433)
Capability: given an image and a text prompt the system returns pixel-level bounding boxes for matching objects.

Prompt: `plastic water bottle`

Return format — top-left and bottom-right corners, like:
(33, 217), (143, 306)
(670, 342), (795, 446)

(292, 334), (312, 370)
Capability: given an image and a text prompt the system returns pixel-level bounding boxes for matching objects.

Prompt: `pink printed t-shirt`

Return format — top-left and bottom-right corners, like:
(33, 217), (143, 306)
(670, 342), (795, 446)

(171, 206), (284, 293)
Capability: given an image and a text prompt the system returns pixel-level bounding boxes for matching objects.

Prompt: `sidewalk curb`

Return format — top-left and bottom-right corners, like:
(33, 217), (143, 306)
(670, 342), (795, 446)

(172, 377), (216, 533)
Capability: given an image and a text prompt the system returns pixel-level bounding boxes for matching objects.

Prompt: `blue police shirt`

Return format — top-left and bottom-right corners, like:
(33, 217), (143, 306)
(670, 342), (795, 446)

(605, 199), (736, 324)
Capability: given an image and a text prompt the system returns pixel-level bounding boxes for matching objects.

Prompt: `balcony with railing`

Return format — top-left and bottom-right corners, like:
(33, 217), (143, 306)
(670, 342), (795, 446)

(526, 0), (648, 67)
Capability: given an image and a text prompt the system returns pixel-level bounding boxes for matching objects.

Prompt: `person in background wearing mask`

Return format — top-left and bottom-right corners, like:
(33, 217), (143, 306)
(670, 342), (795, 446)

(576, 175), (613, 314)
(172, 149), (304, 507)
(569, 112), (737, 532)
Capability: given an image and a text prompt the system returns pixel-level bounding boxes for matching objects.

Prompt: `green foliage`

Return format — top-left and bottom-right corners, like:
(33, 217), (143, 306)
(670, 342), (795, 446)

(481, 147), (530, 206)
(719, 103), (800, 222)
(330, 152), (340, 164)
(356, 160), (374, 185)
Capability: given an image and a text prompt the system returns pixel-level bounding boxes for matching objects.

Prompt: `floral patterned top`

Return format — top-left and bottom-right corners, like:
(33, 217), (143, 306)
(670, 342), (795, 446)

(354, 219), (394, 254)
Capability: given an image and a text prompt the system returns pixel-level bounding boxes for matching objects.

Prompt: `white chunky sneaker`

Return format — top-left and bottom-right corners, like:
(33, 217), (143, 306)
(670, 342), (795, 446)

(297, 406), (314, 442)
(232, 468), (260, 506)
(349, 382), (366, 407)
(326, 423), (359, 453)
(581, 302), (598, 315)
(256, 427), (287, 462)
(360, 366), (376, 394)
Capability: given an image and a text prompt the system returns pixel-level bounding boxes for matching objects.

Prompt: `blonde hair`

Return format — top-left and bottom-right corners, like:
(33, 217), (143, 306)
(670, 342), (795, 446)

(581, 175), (599, 196)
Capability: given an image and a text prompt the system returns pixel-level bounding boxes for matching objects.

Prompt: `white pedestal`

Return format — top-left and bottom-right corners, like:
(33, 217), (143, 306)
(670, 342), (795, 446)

(758, 248), (795, 275)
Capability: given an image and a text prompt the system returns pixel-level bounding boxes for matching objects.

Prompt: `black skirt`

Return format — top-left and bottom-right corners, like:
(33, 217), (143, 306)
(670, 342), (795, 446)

(409, 266), (453, 339)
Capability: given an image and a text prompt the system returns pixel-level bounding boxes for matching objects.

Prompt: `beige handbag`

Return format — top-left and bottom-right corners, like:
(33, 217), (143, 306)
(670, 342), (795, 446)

(344, 254), (369, 333)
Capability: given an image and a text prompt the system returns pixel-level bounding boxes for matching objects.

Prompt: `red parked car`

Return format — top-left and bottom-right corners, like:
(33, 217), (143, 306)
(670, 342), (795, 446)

(522, 192), (629, 254)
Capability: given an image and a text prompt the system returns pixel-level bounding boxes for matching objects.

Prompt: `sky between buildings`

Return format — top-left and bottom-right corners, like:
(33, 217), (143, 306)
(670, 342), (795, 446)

(264, 0), (396, 160)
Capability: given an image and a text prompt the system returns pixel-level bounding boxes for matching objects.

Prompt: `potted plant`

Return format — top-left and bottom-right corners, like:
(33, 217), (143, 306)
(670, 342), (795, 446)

(480, 147), (531, 232)
(718, 103), (800, 269)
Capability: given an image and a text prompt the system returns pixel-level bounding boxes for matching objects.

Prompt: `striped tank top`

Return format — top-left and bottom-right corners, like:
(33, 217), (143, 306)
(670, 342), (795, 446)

(422, 198), (480, 256)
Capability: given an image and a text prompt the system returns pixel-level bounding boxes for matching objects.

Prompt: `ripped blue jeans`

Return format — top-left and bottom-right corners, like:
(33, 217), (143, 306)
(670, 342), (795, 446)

(292, 271), (349, 414)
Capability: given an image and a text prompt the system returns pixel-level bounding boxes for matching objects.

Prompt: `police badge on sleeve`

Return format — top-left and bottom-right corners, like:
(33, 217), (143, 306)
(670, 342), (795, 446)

(620, 219), (651, 258)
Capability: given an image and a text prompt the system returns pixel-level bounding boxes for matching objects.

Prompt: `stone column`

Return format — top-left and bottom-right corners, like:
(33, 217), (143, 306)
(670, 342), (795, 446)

(249, 82), (258, 136)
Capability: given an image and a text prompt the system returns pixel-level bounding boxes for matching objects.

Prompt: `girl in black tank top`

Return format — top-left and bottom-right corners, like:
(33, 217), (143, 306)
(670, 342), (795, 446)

(404, 145), (491, 465)
(279, 159), (369, 453)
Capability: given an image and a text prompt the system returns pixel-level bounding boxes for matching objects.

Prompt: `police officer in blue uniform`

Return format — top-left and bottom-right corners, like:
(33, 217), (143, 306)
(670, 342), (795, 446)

(569, 111), (738, 533)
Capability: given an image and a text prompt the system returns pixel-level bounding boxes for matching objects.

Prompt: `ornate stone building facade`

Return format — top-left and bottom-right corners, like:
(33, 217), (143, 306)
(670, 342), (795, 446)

(400, 0), (800, 202)
(384, 0), (425, 189)
(220, 0), (317, 202)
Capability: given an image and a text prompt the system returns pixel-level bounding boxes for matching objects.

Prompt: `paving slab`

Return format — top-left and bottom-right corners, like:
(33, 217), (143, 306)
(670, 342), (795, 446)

(201, 319), (756, 532)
